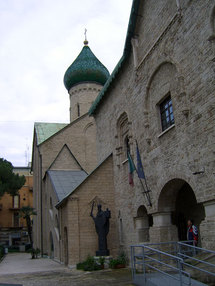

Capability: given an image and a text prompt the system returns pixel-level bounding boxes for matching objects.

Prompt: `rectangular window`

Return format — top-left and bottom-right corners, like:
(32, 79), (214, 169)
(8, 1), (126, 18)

(160, 95), (174, 131)
(13, 195), (20, 209)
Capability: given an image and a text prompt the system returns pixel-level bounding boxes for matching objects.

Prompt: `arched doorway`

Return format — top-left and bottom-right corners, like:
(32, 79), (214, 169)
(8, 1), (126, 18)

(50, 232), (54, 258)
(158, 179), (205, 243)
(64, 227), (68, 265)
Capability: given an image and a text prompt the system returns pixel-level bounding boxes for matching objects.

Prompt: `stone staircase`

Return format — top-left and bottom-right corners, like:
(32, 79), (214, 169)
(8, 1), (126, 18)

(133, 272), (207, 286)
(183, 252), (215, 285)
(131, 242), (215, 286)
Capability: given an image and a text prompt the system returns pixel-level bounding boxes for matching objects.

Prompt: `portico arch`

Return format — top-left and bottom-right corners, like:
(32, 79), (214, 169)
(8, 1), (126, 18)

(134, 205), (152, 242)
(155, 179), (205, 243)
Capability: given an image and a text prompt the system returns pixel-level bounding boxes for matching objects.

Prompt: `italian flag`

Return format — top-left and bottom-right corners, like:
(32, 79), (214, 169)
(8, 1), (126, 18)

(128, 152), (135, 186)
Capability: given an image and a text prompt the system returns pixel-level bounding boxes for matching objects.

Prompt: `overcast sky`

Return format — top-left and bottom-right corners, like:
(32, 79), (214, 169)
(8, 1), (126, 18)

(0, 0), (132, 167)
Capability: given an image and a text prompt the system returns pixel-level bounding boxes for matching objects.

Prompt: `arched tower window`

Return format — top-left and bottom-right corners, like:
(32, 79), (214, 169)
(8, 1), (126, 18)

(117, 112), (131, 161)
(124, 135), (130, 155)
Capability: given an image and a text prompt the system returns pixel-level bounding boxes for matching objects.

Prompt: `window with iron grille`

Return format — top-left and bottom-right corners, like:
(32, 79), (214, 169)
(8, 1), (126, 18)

(160, 95), (174, 131)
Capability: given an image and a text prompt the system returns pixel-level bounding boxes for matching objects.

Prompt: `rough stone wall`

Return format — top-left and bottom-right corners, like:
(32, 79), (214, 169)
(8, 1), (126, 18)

(59, 201), (69, 265)
(94, 0), (215, 251)
(39, 114), (97, 177)
(60, 155), (118, 266)
(69, 82), (102, 122)
(42, 175), (60, 261)
(49, 145), (82, 171)
(33, 84), (99, 255)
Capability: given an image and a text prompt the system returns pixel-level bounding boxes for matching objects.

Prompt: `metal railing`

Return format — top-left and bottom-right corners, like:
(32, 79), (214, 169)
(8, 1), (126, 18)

(177, 242), (215, 278)
(131, 241), (215, 286)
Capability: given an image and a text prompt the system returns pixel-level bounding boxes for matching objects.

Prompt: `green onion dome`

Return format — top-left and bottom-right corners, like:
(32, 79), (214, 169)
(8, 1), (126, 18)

(64, 44), (110, 91)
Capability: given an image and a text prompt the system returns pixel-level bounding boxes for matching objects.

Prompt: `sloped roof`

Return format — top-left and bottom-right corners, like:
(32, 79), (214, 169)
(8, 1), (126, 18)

(48, 170), (87, 202)
(56, 153), (112, 208)
(89, 0), (140, 115)
(34, 122), (67, 145)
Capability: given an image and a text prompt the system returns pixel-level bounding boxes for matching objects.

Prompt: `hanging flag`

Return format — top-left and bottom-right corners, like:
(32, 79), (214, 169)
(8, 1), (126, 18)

(136, 142), (145, 179)
(128, 151), (135, 186)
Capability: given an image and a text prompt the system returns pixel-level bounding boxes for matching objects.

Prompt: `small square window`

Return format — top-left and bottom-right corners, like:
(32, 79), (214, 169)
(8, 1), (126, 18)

(160, 95), (174, 131)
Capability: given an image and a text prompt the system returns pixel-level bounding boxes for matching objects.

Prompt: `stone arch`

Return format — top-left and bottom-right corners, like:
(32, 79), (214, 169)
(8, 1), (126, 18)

(116, 112), (130, 160)
(144, 62), (178, 142)
(83, 121), (96, 171)
(83, 122), (94, 134)
(146, 61), (177, 99)
(64, 227), (68, 265)
(134, 205), (152, 242)
(157, 178), (205, 243)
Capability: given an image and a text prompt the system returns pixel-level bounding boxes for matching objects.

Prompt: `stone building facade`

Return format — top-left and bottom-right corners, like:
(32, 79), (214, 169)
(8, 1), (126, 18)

(89, 0), (215, 251)
(32, 0), (215, 267)
(32, 41), (118, 265)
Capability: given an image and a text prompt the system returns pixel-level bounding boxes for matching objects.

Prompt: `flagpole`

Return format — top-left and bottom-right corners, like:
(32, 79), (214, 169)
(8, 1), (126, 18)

(128, 150), (152, 207)
(135, 140), (150, 191)
(135, 140), (152, 207)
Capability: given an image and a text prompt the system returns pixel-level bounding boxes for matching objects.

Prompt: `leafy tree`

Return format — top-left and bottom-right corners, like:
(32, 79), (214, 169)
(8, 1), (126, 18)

(0, 158), (26, 198)
(19, 206), (37, 247)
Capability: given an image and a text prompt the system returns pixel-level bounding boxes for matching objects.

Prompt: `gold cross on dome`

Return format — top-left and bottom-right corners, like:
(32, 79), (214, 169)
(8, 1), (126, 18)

(84, 28), (88, 45)
(84, 28), (87, 41)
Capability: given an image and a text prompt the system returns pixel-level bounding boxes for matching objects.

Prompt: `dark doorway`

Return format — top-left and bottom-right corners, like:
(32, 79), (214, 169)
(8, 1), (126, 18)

(158, 179), (205, 244)
(172, 182), (205, 242)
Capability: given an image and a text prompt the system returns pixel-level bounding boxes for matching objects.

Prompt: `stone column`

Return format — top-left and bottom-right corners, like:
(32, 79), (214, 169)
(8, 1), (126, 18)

(135, 216), (149, 242)
(149, 212), (178, 243)
(199, 200), (215, 250)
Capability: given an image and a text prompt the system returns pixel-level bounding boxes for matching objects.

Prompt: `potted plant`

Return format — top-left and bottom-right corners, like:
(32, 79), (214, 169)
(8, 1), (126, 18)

(109, 251), (128, 269)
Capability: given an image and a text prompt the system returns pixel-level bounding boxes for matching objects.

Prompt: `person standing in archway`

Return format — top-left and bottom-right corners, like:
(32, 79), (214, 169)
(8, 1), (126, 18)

(187, 219), (198, 246)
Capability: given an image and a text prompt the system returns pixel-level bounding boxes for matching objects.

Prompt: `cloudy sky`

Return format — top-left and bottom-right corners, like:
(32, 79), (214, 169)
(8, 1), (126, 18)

(0, 0), (132, 166)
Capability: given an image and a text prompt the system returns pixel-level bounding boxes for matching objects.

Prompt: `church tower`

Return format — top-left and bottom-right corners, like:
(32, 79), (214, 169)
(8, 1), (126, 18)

(63, 37), (110, 122)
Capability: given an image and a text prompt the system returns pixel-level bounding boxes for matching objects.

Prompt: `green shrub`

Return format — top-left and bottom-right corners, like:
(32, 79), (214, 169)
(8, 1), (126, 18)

(117, 251), (128, 265)
(109, 258), (119, 269)
(109, 251), (128, 269)
(98, 256), (105, 265)
(76, 255), (101, 271)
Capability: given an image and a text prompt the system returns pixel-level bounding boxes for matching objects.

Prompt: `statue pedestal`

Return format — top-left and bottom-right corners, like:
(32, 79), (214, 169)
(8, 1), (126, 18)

(96, 249), (109, 256)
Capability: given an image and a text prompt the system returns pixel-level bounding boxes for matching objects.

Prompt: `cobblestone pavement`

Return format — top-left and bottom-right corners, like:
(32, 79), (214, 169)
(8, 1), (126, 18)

(0, 253), (134, 286)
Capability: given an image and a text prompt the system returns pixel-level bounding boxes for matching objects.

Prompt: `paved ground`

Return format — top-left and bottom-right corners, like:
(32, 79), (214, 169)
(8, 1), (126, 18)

(0, 253), (134, 286)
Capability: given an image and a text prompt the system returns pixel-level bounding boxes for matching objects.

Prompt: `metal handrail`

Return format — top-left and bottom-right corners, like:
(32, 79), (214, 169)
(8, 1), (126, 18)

(131, 241), (215, 286)
(131, 244), (191, 286)
(178, 241), (215, 255)
(177, 242), (215, 277)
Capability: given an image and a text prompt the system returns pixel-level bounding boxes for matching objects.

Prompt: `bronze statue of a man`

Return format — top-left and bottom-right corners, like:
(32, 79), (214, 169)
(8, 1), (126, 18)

(90, 203), (111, 256)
